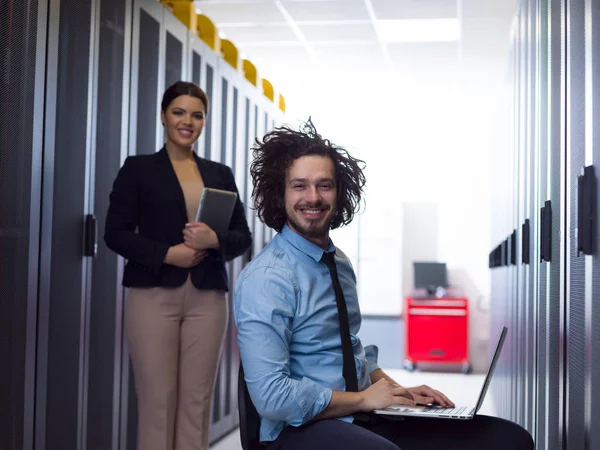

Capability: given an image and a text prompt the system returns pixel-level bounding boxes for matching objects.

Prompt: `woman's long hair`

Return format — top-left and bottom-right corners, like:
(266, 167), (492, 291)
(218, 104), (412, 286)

(250, 120), (366, 232)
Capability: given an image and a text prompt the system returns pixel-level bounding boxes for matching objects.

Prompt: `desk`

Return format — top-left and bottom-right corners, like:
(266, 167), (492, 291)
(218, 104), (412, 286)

(403, 296), (470, 373)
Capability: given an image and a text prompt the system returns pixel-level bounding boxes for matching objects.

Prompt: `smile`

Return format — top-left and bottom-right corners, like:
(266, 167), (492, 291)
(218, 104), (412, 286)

(178, 128), (193, 137)
(298, 207), (328, 218)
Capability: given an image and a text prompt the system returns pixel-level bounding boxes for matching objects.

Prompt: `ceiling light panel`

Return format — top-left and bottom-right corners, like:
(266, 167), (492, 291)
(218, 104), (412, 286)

(194, 1), (286, 23)
(283, 0), (370, 21)
(238, 45), (313, 70)
(377, 18), (460, 43)
(370, 0), (458, 20)
(387, 41), (459, 67)
(461, 18), (511, 58)
(313, 42), (384, 62)
(460, 0), (517, 19)
(218, 23), (298, 43)
(299, 22), (378, 42)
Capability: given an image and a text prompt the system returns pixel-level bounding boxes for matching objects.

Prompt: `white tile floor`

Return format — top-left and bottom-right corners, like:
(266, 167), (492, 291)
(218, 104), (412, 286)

(209, 369), (496, 450)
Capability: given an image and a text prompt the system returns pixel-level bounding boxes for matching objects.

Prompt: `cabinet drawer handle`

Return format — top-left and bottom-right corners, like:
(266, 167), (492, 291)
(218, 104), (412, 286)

(410, 300), (465, 307)
(409, 308), (466, 316)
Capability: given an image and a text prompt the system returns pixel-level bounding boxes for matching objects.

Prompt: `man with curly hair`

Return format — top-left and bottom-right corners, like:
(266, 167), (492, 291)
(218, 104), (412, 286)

(233, 121), (533, 450)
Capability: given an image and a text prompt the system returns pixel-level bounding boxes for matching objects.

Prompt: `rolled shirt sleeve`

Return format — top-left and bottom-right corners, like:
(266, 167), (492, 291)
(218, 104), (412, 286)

(364, 344), (380, 375)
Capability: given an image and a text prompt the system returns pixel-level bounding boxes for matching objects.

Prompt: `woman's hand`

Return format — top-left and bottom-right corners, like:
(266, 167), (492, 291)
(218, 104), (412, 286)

(164, 243), (207, 268)
(183, 222), (220, 250)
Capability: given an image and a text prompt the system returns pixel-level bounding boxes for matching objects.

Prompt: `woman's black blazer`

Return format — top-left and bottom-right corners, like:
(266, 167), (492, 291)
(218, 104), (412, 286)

(104, 147), (252, 290)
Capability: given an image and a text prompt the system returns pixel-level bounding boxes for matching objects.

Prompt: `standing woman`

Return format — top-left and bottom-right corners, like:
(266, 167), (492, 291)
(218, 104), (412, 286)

(105, 81), (252, 450)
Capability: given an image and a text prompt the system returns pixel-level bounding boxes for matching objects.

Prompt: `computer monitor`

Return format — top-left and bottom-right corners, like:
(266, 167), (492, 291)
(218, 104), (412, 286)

(413, 262), (448, 295)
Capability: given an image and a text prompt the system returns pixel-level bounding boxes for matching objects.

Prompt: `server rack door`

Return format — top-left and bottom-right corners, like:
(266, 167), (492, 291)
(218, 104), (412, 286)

(497, 17), (514, 423)
(252, 103), (265, 257)
(491, 37), (515, 419)
(87, 1), (131, 449)
(125, 2), (164, 448)
(546, 0), (567, 448)
(496, 40), (517, 421)
(130, 0), (162, 156)
(190, 38), (203, 88)
(233, 82), (249, 214)
(188, 32), (211, 157)
(161, 7), (189, 148)
(565, 0), (587, 448)
(524, 0), (539, 436)
(0, 1), (47, 449)
(509, 31), (519, 422)
(219, 70), (233, 167)
(228, 74), (246, 430)
(517, 0), (527, 430)
(589, 0), (600, 446)
(42, 0), (96, 448)
(262, 110), (273, 247)
(588, 2), (600, 449)
(536, 1), (551, 447)
(241, 92), (252, 227)
(209, 60), (237, 442)
(201, 51), (219, 162)
(163, 10), (188, 88)
(515, 0), (526, 429)
(529, 0), (545, 437)
(265, 112), (280, 242)
(506, 8), (521, 420)
(243, 94), (257, 259)
(514, 1), (528, 426)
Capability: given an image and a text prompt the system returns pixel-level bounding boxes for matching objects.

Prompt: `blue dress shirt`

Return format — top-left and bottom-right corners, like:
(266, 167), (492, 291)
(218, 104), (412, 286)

(233, 225), (380, 443)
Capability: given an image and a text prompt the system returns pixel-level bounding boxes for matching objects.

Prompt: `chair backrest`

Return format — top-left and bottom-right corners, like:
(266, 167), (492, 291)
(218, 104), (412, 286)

(238, 364), (264, 450)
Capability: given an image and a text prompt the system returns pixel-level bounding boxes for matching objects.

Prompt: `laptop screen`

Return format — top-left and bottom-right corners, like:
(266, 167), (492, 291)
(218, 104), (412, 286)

(474, 326), (508, 414)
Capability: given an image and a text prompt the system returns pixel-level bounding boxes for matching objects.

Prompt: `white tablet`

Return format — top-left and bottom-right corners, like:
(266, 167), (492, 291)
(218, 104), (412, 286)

(195, 187), (238, 234)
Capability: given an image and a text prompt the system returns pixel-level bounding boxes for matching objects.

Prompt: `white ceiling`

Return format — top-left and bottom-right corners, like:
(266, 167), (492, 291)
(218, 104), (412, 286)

(194, 0), (517, 86)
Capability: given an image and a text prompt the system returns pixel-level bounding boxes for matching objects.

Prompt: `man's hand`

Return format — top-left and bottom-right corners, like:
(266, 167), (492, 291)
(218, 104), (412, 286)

(407, 385), (454, 407)
(368, 369), (455, 408)
(164, 243), (207, 268)
(358, 378), (416, 412)
(183, 222), (220, 250)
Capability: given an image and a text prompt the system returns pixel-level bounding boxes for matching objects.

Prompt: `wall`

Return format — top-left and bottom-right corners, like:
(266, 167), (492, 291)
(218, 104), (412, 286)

(274, 68), (501, 370)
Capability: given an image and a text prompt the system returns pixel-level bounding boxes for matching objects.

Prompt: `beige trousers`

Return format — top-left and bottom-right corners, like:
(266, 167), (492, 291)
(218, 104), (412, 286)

(126, 276), (228, 450)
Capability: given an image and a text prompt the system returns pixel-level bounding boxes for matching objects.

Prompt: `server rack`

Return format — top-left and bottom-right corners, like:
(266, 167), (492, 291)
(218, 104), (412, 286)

(2, 0), (286, 448)
(491, 1), (600, 449)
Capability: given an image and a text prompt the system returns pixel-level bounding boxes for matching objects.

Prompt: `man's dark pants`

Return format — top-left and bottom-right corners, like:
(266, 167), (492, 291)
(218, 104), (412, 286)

(266, 414), (534, 450)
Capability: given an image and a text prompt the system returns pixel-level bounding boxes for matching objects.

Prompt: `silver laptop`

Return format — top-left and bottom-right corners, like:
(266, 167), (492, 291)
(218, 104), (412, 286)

(373, 326), (507, 420)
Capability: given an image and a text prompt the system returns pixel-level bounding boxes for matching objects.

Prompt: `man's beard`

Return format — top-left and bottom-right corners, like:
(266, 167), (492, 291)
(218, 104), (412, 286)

(287, 214), (331, 238)
(286, 201), (334, 239)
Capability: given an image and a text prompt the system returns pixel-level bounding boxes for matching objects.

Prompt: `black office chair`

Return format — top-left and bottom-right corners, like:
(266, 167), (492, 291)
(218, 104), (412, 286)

(238, 364), (265, 450)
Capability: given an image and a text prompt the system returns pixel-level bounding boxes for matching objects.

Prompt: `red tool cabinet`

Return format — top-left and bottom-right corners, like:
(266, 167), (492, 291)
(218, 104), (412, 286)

(403, 296), (470, 373)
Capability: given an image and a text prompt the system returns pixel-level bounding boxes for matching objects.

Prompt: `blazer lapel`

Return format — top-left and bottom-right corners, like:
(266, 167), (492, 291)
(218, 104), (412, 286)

(194, 153), (216, 188)
(154, 147), (188, 219)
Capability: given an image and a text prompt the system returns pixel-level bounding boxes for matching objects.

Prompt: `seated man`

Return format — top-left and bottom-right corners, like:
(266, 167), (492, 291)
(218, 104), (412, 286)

(233, 121), (534, 450)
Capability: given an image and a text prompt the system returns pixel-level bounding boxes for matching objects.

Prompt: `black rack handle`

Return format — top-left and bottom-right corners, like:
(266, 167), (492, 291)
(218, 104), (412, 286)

(510, 229), (517, 265)
(522, 219), (530, 264)
(577, 165), (596, 256)
(84, 214), (98, 258)
(540, 201), (552, 262)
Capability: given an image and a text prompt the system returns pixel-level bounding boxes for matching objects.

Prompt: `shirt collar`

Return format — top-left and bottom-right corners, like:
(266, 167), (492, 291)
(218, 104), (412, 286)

(281, 224), (336, 262)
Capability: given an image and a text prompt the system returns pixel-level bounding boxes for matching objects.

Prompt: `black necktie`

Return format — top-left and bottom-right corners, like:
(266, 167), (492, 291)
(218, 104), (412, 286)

(321, 251), (359, 392)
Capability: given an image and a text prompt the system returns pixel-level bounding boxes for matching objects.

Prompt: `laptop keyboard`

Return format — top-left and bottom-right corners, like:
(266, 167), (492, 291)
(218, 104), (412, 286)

(423, 406), (469, 416)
